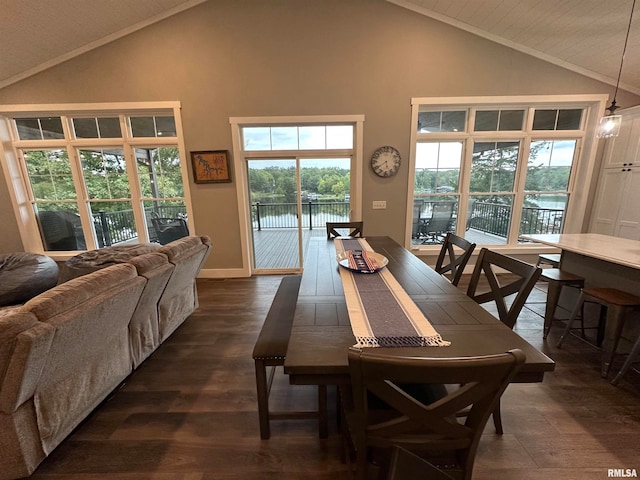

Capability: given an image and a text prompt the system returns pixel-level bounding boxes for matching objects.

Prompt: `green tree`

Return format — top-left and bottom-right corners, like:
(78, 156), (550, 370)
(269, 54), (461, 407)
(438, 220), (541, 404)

(276, 176), (297, 202)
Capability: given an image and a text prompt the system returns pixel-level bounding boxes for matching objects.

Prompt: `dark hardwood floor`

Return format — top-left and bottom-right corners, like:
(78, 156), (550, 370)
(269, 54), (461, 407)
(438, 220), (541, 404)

(29, 275), (640, 480)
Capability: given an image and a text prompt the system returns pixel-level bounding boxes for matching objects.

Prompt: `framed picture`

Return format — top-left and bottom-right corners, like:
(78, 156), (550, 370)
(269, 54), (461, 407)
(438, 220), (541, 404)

(190, 150), (232, 183)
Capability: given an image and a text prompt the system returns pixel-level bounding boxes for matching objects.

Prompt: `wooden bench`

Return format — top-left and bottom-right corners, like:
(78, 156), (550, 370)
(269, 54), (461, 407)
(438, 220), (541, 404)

(252, 275), (328, 439)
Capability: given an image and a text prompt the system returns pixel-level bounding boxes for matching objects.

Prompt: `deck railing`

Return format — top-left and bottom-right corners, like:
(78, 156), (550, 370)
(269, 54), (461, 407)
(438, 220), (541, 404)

(94, 206), (187, 246)
(250, 200), (563, 237)
(40, 206), (188, 249)
(467, 202), (563, 237)
(252, 201), (350, 230)
(42, 200), (562, 250)
(413, 199), (565, 240)
(520, 206), (564, 235)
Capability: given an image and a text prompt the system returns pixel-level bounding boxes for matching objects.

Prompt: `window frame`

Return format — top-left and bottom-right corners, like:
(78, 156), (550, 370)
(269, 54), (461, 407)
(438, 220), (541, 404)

(0, 101), (192, 257)
(406, 95), (608, 252)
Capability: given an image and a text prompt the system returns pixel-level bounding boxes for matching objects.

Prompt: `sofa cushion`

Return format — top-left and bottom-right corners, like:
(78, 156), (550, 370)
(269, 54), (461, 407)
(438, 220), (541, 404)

(58, 243), (161, 283)
(0, 312), (56, 414)
(156, 236), (212, 341)
(0, 253), (59, 307)
(126, 252), (175, 368)
(23, 264), (146, 454)
(0, 310), (43, 400)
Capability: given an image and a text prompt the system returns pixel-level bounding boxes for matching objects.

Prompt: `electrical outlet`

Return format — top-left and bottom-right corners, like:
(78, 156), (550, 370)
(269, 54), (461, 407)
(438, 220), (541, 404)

(372, 200), (387, 210)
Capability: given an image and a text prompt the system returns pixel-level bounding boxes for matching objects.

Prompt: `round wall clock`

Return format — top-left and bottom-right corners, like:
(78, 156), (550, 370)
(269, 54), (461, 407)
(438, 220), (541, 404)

(371, 146), (401, 177)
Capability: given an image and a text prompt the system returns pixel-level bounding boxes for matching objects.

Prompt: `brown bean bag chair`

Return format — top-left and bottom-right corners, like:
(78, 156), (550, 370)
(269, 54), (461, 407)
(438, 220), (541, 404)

(0, 253), (59, 306)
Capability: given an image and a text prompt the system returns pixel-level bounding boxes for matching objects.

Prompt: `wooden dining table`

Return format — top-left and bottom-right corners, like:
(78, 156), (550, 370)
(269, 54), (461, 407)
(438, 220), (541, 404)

(284, 236), (555, 387)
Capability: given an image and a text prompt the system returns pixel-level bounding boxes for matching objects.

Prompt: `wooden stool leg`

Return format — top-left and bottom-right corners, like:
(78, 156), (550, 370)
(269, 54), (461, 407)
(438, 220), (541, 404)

(557, 291), (585, 348)
(543, 280), (562, 339)
(601, 305), (627, 378)
(612, 334), (640, 385)
(596, 306), (607, 347)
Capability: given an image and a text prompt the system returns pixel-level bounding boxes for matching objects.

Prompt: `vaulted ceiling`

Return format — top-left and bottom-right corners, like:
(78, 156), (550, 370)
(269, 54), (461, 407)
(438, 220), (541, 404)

(1, 0), (639, 95)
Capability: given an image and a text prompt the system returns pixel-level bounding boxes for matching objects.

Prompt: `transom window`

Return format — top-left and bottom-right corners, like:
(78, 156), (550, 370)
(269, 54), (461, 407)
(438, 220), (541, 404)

(242, 124), (354, 151)
(408, 96), (602, 249)
(0, 103), (191, 253)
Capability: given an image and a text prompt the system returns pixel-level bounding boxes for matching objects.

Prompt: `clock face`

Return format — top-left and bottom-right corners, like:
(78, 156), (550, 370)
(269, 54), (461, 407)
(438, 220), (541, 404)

(371, 146), (401, 177)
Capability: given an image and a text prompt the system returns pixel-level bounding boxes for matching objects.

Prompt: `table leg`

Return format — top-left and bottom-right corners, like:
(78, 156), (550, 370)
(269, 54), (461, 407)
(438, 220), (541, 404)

(318, 385), (328, 438)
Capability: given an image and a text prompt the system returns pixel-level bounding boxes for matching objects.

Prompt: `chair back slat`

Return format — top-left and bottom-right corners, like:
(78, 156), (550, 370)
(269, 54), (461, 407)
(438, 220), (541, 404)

(347, 348), (525, 480)
(466, 248), (542, 329)
(435, 233), (476, 286)
(326, 221), (363, 239)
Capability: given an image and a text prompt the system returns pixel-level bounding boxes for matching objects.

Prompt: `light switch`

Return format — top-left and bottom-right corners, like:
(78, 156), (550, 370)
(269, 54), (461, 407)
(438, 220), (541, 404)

(372, 201), (387, 209)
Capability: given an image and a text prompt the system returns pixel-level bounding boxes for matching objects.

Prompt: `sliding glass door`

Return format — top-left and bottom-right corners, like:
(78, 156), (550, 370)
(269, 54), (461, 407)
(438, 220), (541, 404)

(248, 157), (352, 272)
(248, 158), (301, 270)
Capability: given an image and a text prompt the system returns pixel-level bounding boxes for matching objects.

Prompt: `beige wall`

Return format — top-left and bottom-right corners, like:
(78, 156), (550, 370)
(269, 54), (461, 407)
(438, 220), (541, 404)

(1, 0), (639, 267)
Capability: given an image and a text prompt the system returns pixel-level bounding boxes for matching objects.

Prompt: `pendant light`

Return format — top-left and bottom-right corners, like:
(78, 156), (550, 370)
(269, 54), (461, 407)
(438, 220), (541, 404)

(597, 0), (636, 138)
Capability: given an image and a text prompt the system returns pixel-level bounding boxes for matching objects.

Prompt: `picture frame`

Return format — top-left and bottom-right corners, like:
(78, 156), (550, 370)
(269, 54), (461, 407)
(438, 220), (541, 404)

(190, 150), (232, 183)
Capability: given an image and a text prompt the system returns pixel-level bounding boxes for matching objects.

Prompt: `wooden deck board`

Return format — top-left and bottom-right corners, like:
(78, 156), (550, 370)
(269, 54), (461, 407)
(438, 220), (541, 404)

(255, 228), (505, 270)
(253, 228), (325, 269)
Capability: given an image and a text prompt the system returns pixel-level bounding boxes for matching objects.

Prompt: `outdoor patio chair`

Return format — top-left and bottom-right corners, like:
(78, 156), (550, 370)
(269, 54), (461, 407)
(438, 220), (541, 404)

(37, 210), (84, 250)
(151, 217), (189, 245)
(416, 202), (454, 244)
(412, 200), (426, 240)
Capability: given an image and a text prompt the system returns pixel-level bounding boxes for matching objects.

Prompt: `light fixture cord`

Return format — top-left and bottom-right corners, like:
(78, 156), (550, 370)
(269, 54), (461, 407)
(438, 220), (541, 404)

(613, 0), (636, 101)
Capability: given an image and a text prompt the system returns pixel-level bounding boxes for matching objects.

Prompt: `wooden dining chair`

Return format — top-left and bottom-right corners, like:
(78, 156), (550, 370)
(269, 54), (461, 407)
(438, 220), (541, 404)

(466, 248), (542, 330)
(341, 347), (525, 480)
(465, 247), (541, 434)
(326, 221), (363, 239)
(434, 232), (476, 287)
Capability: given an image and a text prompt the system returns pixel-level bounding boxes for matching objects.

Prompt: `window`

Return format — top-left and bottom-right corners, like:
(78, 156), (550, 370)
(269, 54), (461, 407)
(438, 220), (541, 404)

(72, 116), (121, 138)
(409, 96), (603, 248)
(242, 124), (354, 151)
(417, 110), (466, 133)
(474, 109), (525, 131)
(15, 117), (64, 140)
(0, 103), (191, 252)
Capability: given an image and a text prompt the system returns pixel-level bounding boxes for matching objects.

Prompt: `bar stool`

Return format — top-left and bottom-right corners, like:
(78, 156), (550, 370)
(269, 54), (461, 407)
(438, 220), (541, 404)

(557, 287), (640, 378)
(539, 268), (585, 339)
(536, 253), (561, 268)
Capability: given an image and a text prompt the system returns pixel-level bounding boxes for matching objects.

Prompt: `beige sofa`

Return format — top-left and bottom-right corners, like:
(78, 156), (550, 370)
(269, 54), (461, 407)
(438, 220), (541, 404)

(0, 235), (211, 479)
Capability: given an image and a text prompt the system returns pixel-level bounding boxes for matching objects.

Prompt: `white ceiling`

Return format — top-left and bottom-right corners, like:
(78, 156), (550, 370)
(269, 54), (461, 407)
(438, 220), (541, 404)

(0, 0), (208, 89)
(1, 0), (639, 95)
(393, 0), (640, 95)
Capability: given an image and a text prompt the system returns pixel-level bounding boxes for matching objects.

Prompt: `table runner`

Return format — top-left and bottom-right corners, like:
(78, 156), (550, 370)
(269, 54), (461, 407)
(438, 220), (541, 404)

(335, 238), (450, 348)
